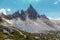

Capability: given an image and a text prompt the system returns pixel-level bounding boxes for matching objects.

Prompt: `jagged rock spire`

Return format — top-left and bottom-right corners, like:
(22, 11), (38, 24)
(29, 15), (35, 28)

(27, 4), (37, 13)
(29, 4), (34, 9)
(26, 4), (38, 20)
(40, 14), (49, 20)
(21, 10), (25, 15)
(20, 10), (26, 21)
(13, 10), (20, 17)
(13, 10), (20, 15)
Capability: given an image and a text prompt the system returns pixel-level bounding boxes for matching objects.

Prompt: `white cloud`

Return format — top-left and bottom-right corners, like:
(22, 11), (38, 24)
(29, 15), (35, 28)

(23, 0), (40, 3)
(54, 1), (58, 4)
(47, 16), (55, 20)
(0, 8), (7, 15)
(7, 9), (11, 12)
(53, 0), (60, 5)
(30, 0), (40, 2)
(47, 16), (60, 20)
(58, 0), (60, 2)
(55, 18), (60, 20)
(0, 8), (11, 15)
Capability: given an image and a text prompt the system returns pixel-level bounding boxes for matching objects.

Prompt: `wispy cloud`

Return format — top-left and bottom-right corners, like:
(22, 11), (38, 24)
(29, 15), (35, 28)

(47, 16), (60, 20)
(54, 1), (58, 4)
(47, 16), (55, 20)
(30, 0), (40, 2)
(58, 0), (60, 2)
(7, 8), (11, 12)
(23, 0), (40, 3)
(53, 0), (60, 5)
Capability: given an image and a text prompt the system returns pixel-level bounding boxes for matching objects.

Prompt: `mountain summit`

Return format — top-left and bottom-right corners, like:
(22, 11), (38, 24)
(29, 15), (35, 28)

(2, 4), (48, 21)
(1, 4), (60, 33)
(26, 4), (38, 20)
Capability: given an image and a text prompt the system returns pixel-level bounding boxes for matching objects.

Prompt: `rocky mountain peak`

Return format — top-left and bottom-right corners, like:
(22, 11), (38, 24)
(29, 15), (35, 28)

(27, 4), (37, 14)
(26, 4), (38, 20)
(21, 10), (25, 15)
(40, 15), (49, 20)
(13, 10), (20, 17)
(1, 4), (49, 21)
(20, 10), (26, 21)
(29, 4), (34, 9)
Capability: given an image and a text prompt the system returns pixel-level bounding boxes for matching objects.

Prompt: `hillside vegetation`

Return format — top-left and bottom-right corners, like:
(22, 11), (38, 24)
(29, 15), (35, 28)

(0, 22), (60, 40)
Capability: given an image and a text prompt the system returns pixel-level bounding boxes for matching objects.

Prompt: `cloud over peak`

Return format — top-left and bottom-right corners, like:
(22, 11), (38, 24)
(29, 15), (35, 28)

(0, 8), (11, 15)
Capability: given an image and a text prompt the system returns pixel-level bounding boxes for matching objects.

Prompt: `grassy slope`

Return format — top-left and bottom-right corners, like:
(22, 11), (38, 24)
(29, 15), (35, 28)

(0, 22), (60, 40)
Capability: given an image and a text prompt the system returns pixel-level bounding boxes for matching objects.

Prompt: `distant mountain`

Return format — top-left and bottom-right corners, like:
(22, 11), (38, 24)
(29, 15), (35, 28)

(51, 20), (60, 26)
(1, 4), (60, 33)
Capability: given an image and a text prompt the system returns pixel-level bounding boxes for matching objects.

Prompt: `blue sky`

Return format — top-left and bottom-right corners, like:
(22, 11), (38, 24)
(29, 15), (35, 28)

(0, 0), (60, 19)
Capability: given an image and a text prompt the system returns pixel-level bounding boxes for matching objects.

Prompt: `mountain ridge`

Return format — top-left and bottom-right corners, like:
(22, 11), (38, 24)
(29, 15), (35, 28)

(1, 4), (60, 33)
(2, 4), (48, 21)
